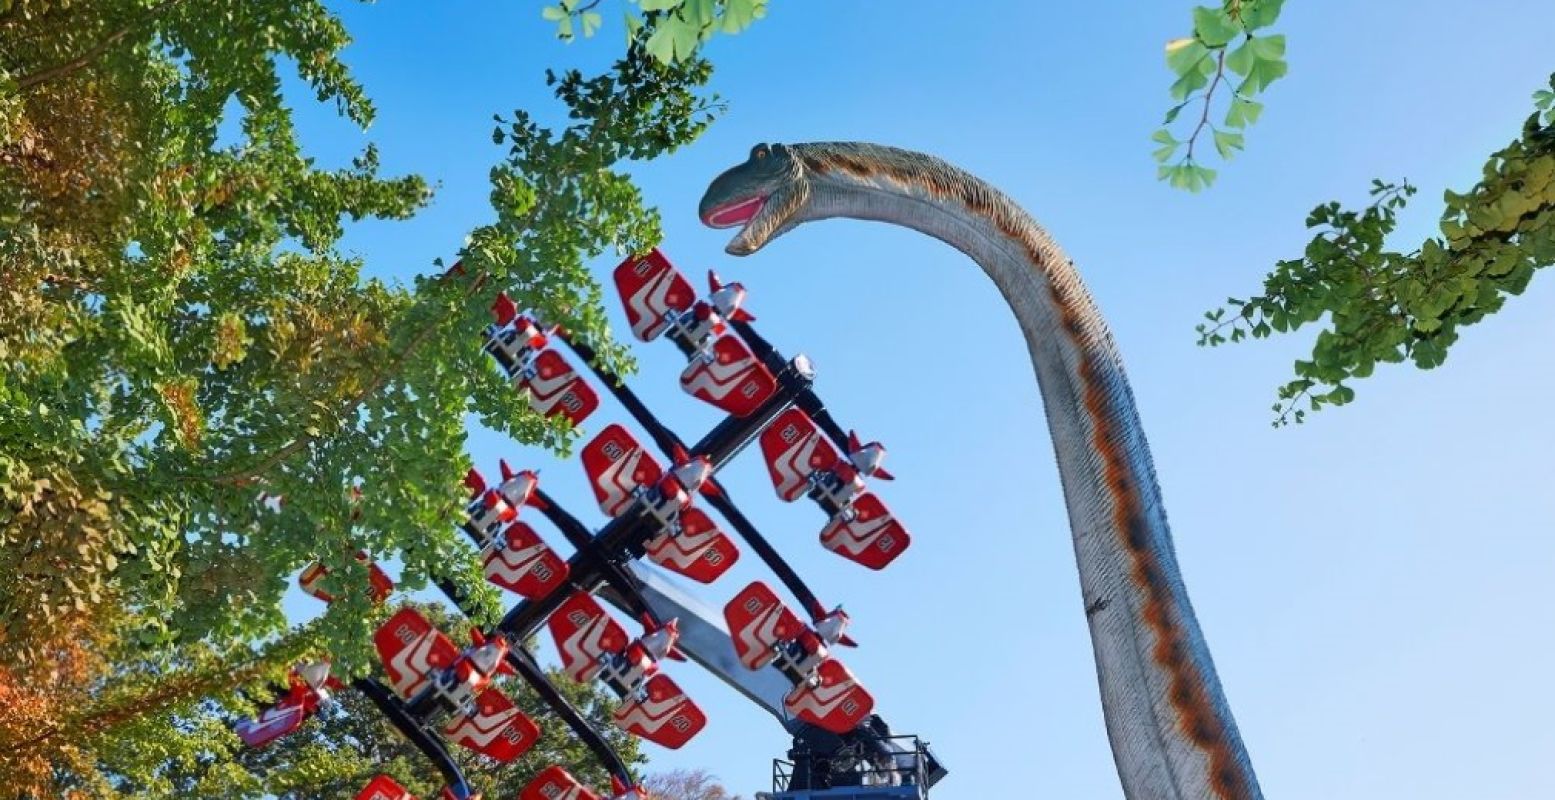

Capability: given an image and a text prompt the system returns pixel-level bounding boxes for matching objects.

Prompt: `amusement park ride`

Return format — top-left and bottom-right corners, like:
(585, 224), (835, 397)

(236, 249), (946, 799)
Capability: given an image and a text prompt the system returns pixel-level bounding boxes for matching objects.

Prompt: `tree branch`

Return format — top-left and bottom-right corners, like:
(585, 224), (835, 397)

(14, 0), (187, 91)
(1184, 49), (1228, 162)
(0, 629), (309, 759)
(185, 269), (491, 487)
(39, 273), (98, 292)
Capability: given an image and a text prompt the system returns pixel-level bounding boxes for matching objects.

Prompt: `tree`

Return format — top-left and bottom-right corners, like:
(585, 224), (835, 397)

(1, 602), (639, 799)
(225, 603), (643, 800)
(1, 1), (717, 669)
(642, 768), (742, 800)
(0, 603), (126, 797)
(2, 0), (425, 666)
(2, 0), (721, 788)
(0, 607), (323, 798)
(1198, 83), (1555, 423)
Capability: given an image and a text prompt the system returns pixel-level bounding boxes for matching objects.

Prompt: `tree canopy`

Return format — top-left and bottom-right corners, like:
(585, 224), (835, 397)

(1, 602), (640, 799)
(2, 0), (720, 794)
(642, 768), (742, 800)
(1, 0), (715, 664)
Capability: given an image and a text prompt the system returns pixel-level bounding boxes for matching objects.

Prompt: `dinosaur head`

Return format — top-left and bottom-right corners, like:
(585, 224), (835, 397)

(699, 142), (808, 256)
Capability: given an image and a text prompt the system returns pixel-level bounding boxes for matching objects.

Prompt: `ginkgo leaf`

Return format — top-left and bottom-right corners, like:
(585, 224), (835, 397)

(722, 0), (765, 32)
(1192, 5), (1240, 48)
(1213, 129), (1244, 159)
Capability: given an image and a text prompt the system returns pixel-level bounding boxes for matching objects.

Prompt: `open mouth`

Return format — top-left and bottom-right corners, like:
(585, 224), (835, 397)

(701, 195), (766, 229)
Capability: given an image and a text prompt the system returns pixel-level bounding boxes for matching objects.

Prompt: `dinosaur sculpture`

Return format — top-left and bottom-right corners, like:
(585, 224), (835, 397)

(699, 142), (1262, 800)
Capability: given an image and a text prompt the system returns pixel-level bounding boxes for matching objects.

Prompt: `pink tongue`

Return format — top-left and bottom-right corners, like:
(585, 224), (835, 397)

(712, 196), (763, 226)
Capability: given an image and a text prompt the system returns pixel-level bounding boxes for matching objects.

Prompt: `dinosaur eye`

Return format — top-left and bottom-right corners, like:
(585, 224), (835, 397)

(754, 146), (768, 160)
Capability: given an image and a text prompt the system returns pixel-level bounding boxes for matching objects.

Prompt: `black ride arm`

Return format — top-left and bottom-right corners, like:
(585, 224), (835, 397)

(728, 318), (854, 452)
(531, 487), (659, 625)
(560, 333), (830, 620)
(505, 645), (637, 788)
(495, 340), (804, 643)
(353, 677), (474, 799)
(428, 577), (638, 789)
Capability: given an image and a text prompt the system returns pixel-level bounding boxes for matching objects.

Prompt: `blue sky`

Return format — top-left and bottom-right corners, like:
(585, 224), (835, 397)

(282, 2), (1555, 797)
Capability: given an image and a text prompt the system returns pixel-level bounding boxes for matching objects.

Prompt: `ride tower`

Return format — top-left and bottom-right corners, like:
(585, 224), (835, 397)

(763, 727), (944, 800)
(235, 247), (950, 800)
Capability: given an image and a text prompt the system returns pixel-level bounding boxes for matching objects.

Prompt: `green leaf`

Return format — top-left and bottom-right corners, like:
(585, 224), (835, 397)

(1170, 66), (1212, 102)
(661, 14), (702, 60)
(1225, 34), (1287, 94)
(1185, 163), (1217, 191)
(644, 23), (677, 62)
(1226, 38), (1255, 76)
(1192, 5), (1241, 48)
(1240, 53), (1287, 94)
(1163, 100), (1190, 124)
(1161, 162), (1217, 192)
(540, 4), (567, 21)
(1241, 0), (1285, 30)
(1166, 37), (1211, 75)
(1225, 96), (1264, 127)
(1213, 129), (1245, 159)
(683, 0), (716, 27)
(721, 0), (765, 32)
(639, 0), (685, 10)
(1249, 33), (1286, 60)
(580, 10), (602, 37)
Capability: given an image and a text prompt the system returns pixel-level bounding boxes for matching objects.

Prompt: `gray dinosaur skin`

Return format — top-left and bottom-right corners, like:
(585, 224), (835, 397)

(700, 142), (1262, 800)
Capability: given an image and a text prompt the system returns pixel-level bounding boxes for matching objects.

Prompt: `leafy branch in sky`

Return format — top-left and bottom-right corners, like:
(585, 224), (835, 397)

(539, 0), (768, 63)
(1198, 74), (1555, 425)
(1155, 0), (1288, 191)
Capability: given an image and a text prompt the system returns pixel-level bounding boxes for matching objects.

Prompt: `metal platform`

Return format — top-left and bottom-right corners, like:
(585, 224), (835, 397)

(603, 567), (945, 799)
(758, 788), (924, 800)
(761, 734), (937, 800)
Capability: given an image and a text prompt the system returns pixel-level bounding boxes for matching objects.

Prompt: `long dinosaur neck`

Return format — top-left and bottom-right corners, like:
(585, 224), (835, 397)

(790, 143), (1260, 800)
